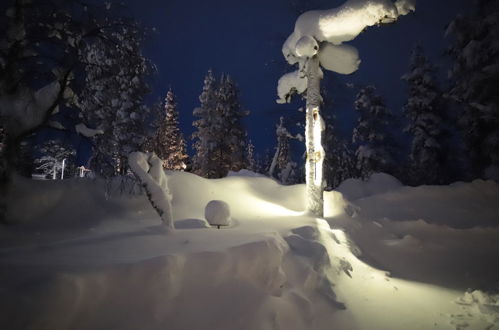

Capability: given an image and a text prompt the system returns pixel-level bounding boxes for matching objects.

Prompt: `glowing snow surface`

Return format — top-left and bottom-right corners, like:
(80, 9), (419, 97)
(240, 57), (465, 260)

(1, 171), (499, 330)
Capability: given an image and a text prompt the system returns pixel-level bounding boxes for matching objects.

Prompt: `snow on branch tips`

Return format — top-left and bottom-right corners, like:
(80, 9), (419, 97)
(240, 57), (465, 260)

(128, 151), (174, 231)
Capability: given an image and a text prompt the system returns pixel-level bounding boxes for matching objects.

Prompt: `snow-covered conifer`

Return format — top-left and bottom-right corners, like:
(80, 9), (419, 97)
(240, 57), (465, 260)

(353, 85), (397, 179)
(324, 120), (357, 189)
(446, 0), (499, 179)
(246, 140), (257, 172)
(148, 89), (188, 170)
(192, 71), (249, 178)
(192, 70), (222, 178)
(217, 75), (249, 172)
(269, 117), (301, 184)
(402, 45), (448, 185)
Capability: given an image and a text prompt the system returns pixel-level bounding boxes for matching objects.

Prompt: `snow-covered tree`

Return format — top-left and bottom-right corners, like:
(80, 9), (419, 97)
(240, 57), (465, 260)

(80, 26), (152, 177)
(446, 0), (499, 180)
(402, 46), (448, 185)
(147, 89), (188, 170)
(0, 0), (152, 178)
(218, 75), (249, 172)
(192, 70), (223, 178)
(353, 85), (397, 179)
(34, 140), (76, 179)
(246, 140), (257, 172)
(323, 120), (357, 189)
(192, 71), (249, 178)
(128, 152), (174, 232)
(276, 0), (415, 216)
(268, 117), (302, 184)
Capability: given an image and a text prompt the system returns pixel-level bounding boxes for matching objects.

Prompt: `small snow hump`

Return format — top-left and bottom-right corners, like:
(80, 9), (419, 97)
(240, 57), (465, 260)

(205, 200), (232, 228)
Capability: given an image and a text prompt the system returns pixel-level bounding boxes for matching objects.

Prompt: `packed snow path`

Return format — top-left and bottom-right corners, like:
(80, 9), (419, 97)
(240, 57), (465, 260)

(1, 172), (499, 329)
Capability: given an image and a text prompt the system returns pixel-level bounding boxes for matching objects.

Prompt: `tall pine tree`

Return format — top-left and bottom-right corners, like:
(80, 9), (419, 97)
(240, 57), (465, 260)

(192, 71), (249, 178)
(192, 69), (223, 178)
(148, 89), (188, 170)
(402, 45), (448, 185)
(353, 85), (397, 179)
(446, 0), (499, 180)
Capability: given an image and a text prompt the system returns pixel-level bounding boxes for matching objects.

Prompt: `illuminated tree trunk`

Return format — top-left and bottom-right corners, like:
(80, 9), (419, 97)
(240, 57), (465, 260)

(305, 56), (325, 217)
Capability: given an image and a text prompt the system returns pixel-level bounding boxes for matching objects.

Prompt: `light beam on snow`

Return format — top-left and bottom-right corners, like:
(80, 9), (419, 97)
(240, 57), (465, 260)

(254, 199), (303, 217)
(314, 219), (462, 329)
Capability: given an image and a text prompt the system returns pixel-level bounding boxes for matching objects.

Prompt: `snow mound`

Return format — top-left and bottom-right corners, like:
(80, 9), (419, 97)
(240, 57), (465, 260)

(452, 290), (499, 329)
(2, 235), (291, 330)
(336, 172), (403, 201)
(204, 200), (231, 227)
(174, 218), (209, 229)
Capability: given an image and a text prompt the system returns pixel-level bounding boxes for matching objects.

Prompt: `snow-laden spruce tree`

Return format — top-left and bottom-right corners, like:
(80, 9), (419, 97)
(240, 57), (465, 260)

(446, 0), (499, 180)
(216, 75), (249, 172)
(192, 70), (223, 178)
(323, 120), (357, 189)
(148, 89), (189, 170)
(268, 117), (302, 184)
(402, 45), (448, 185)
(276, 0), (416, 216)
(192, 71), (249, 178)
(34, 140), (76, 179)
(246, 140), (257, 172)
(353, 85), (397, 179)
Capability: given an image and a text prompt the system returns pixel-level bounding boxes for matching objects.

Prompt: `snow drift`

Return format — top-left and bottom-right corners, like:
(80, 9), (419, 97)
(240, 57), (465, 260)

(1, 171), (499, 330)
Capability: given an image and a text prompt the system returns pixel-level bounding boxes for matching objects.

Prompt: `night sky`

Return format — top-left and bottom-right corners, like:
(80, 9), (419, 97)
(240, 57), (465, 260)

(125, 0), (472, 157)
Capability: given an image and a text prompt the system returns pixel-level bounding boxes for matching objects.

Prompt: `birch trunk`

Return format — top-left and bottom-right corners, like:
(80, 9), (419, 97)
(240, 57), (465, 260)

(305, 56), (325, 217)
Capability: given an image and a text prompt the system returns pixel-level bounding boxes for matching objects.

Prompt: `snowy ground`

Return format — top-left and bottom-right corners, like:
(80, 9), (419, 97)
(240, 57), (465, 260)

(1, 171), (499, 330)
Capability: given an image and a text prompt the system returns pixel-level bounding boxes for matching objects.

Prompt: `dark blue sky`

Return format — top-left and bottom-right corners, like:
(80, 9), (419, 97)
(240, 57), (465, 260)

(127, 0), (472, 156)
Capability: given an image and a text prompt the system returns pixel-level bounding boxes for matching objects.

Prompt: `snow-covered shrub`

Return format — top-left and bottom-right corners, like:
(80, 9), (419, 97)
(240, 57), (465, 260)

(205, 200), (231, 228)
(128, 151), (174, 231)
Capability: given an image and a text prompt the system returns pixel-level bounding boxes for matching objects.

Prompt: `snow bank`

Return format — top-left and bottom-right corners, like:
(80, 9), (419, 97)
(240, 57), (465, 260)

(3, 169), (499, 330)
(336, 172), (403, 201)
(1, 235), (291, 330)
(349, 178), (499, 228)
(453, 290), (499, 328)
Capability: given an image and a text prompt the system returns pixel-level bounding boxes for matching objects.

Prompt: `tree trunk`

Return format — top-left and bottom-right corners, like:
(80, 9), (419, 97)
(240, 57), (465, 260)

(305, 56), (325, 217)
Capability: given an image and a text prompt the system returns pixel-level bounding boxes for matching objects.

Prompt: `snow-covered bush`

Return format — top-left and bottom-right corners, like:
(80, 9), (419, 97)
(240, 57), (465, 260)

(128, 152), (174, 231)
(205, 200), (232, 228)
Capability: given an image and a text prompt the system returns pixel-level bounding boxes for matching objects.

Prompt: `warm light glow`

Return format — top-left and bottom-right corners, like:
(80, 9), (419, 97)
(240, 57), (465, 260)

(254, 199), (303, 217)
(313, 219), (462, 330)
(312, 108), (324, 186)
